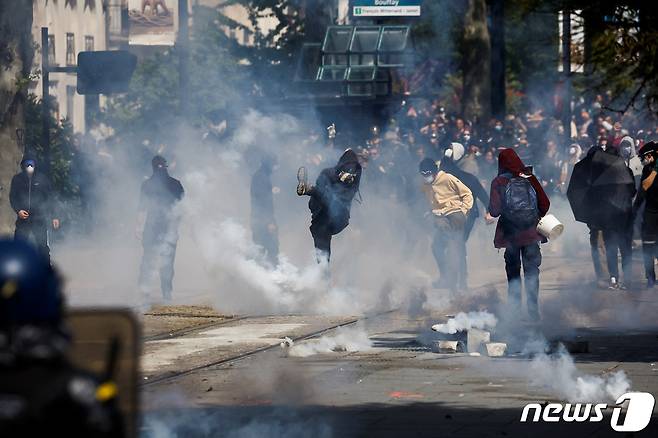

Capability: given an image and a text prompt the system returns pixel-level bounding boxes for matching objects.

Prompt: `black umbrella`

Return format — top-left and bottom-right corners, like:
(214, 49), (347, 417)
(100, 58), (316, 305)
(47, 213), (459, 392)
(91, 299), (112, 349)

(567, 148), (636, 229)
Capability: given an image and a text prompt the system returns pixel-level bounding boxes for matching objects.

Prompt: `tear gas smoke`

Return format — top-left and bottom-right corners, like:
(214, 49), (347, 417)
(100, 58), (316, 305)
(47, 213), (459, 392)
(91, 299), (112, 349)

(288, 325), (373, 357)
(431, 311), (497, 334)
(528, 344), (631, 403)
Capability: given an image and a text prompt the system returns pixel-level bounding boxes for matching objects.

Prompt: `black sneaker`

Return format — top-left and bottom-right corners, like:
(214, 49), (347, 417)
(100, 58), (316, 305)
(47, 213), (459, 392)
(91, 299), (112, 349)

(608, 277), (619, 290)
(297, 166), (308, 196)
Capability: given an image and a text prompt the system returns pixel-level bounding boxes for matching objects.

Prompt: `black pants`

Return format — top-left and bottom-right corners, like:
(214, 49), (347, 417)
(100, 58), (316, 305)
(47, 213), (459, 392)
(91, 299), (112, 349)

(588, 226), (604, 280)
(504, 243), (541, 318)
(139, 239), (177, 300)
(432, 214), (467, 291)
(310, 217), (332, 262)
(308, 195), (349, 263)
(602, 227), (632, 281)
(14, 219), (50, 263)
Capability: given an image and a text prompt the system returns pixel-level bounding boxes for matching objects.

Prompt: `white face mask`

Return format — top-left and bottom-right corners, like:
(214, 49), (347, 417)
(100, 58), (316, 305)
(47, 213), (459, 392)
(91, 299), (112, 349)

(423, 175), (434, 184)
(25, 165), (35, 177)
(339, 171), (355, 184)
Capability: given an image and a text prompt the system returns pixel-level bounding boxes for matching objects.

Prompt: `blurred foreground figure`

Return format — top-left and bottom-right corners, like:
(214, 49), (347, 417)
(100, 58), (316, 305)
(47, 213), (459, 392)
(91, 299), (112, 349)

(487, 149), (550, 319)
(9, 157), (60, 262)
(419, 157), (473, 294)
(137, 156), (184, 306)
(0, 239), (123, 437)
(296, 149), (362, 262)
(250, 154), (279, 266)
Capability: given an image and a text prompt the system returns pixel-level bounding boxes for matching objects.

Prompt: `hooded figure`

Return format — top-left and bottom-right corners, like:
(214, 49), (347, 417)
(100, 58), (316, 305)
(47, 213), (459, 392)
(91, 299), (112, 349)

(9, 157), (60, 262)
(250, 153), (279, 266)
(488, 149), (550, 319)
(137, 155), (184, 306)
(297, 149), (362, 261)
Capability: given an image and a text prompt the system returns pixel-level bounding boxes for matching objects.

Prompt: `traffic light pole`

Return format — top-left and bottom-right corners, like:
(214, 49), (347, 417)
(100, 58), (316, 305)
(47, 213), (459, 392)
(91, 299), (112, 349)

(41, 27), (76, 176)
(178, 0), (190, 116)
(41, 27), (50, 176)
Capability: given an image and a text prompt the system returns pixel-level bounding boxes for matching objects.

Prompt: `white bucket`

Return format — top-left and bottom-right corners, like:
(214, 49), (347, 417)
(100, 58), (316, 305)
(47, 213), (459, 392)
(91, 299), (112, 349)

(537, 214), (564, 239)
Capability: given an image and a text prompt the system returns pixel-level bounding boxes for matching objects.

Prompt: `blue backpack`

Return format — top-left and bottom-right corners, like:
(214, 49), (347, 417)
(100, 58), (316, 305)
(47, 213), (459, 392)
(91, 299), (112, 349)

(502, 175), (539, 229)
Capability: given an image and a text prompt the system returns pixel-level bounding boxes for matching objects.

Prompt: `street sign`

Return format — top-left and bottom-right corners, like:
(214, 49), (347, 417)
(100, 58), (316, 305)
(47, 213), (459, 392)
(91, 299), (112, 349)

(352, 0), (421, 17)
(77, 50), (137, 95)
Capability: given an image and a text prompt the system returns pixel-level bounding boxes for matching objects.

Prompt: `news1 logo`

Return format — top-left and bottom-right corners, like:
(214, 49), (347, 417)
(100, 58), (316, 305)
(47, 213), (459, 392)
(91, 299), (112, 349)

(520, 392), (655, 432)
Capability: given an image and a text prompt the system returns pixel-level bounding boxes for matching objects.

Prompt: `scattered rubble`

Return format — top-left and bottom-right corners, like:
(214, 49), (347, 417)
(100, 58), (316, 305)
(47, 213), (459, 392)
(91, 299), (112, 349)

(466, 328), (491, 353)
(435, 340), (465, 353)
(485, 342), (507, 357)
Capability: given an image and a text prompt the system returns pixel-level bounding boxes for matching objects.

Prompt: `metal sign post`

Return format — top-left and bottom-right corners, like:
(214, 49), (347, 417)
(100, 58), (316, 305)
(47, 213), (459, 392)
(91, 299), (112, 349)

(41, 27), (76, 177)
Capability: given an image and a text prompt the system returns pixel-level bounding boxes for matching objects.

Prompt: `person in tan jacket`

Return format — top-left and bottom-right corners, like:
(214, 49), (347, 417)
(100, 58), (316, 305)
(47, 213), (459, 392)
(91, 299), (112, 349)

(419, 158), (474, 293)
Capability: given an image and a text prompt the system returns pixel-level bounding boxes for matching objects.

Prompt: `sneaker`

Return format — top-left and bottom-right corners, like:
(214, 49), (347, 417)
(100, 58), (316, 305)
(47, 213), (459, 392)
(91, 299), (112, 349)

(608, 277), (619, 290)
(618, 282), (628, 291)
(297, 166), (308, 196)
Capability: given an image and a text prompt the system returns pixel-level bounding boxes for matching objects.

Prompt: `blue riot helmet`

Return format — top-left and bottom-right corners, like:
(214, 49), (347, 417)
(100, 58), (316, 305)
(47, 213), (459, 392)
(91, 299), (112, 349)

(0, 239), (63, 329)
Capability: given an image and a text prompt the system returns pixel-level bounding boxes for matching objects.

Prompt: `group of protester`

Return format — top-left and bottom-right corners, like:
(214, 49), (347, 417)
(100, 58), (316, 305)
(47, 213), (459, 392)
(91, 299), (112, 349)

(8, 92), (658, 320)
(286, 94), (658, 321)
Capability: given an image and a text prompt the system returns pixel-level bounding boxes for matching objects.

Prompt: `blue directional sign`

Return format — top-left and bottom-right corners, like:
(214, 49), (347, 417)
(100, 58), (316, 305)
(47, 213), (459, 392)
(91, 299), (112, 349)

(352, 0), (422, 17)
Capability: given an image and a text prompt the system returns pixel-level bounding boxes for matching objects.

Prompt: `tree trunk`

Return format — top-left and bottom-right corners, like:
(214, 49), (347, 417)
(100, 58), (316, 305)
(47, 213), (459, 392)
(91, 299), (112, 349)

(0, 0), (33, 234)
(462, 0), (491, 123)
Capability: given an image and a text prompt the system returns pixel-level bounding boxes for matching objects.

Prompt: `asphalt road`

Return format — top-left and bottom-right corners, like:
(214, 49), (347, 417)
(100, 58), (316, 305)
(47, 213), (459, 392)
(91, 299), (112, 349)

(138, 255), (658, 438)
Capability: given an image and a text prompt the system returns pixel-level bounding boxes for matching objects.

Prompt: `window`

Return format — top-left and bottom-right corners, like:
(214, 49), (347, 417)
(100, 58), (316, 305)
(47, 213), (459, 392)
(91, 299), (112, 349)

(85, 35), (94, 51)
(66, 33), (75, 65)
(47, 35), (56, 65)
(228, 27), (236, 40)
(66, 86), (76, 121)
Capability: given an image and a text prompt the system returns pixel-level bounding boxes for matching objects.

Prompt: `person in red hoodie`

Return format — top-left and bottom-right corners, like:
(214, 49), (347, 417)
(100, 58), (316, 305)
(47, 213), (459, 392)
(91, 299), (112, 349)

(486, 149), (550, 319)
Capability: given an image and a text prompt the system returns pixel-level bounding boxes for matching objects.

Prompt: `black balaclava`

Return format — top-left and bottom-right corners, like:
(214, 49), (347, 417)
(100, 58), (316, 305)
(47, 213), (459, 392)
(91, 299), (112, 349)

(152, 155), (169, 176)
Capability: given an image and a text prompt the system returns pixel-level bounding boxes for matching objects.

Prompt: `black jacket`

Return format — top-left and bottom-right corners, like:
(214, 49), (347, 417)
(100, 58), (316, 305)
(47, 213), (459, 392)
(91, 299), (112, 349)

(9, 171), (55, 222)
(139, 172), (184, 239)
(309, 150), (362, 233)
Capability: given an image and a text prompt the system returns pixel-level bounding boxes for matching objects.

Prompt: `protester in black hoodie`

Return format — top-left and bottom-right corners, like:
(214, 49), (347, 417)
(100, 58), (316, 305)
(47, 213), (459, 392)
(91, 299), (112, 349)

(9, 157), (60, 262)
(297, 149), (362, 262)
(137, 155), (184, 306)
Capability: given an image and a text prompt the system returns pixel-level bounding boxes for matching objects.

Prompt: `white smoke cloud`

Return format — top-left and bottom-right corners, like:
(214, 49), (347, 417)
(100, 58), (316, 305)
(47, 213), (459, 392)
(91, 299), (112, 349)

(288, 325), (373, 357)
(529, 345), (631, 403)
(431, 311), (497, 334)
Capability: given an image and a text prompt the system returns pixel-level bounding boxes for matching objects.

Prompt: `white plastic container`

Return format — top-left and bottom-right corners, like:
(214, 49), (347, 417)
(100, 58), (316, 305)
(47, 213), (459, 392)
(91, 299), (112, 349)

(537, 214), (564, 239)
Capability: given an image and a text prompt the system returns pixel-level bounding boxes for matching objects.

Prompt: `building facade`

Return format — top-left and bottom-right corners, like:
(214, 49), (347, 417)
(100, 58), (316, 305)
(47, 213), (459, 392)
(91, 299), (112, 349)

(31, 0), (108, 133)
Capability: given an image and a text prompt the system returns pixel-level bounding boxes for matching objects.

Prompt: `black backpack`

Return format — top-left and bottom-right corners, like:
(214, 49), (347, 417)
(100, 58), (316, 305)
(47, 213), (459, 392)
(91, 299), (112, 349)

(502, 175), (539, 229)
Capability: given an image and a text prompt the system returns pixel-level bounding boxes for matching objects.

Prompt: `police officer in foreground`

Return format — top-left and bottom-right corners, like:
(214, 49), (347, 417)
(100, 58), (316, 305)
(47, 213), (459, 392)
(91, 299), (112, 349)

(9, 157), (60, 262)
(0, 239), (123, 437)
